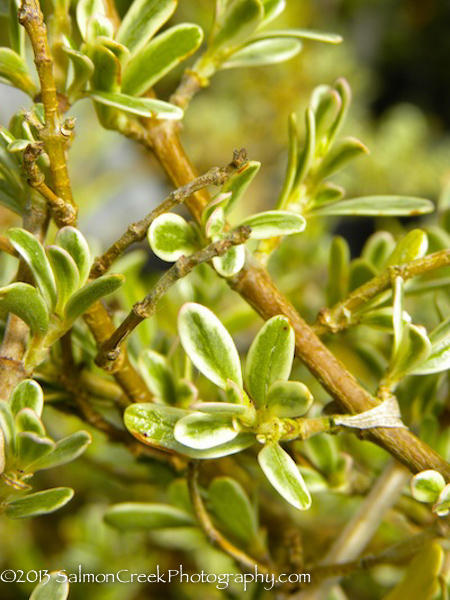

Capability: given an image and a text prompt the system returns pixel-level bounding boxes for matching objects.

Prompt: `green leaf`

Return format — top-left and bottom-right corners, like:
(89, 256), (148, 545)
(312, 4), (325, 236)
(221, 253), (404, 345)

(17, 432), (55, 469)
(433, 483), (450, 517)
(64, 274), (125, 324)
(414, 315), (450, 375)
(122, 24), (203, 97)
(383, 542), (443, 600)
(0, 283), (49, 339)
(88, 91), (183, 120)
(15, 408), (46, 436)
(0, 427), (5, 475)
(178, 302), (242, 389)
(0, 401), (16, 461)
(348, 258), (377, 292)
(245, 315), (294, 405)
(359, 306), (410, 333)
(212, 243), (246, 277)
(312, 87), (342, 141)
(315, 136), (369, 182)
(174, 412), (238, 450)
(258, 443), (311, 510)
(293, 107), (315, 189)
(86, 14), (114, 43)
(222, 160), (260, 215)
(62, 46), (95, 97)
(10, 379), (44, 417)
(327, 236), (350, 306)
(47, 246), (80, 314)
(28, 431), (91, 471)
(204, 205), (225, 238)
(362, 231), (396, 270)
(261, 0), (285, 24)
(8, 228), (57, 309)
(0, 47), (36, 96)
(223, 38), (301, 69)
(89, 43), (120, 92)
(252, 28), (343, 44)
(389, 324), (432, 383)
(139, 349), (177, 403)
(209, 477), (258, 542)
(277, 113), (298, 208)
(30, 572), (70, 600)
(105, 502), (194, 530)
(76, 0), (106, 39)
(310, 196), (435, 218)
(392, 276), (404, 354)
(0, 178), (24, 214)
(190, 401), (248, 415)
(148, 213), (197, 261)
(9, 0), (25, 58)
(5, 487), (74, 519)
(210, 0), (264, 53)
(124, 403), (255, 458)
(116, 0), (177, 55)
(313, 182), (345, 207)
(55, 226), (91, 284)
(386, 229), (428, 267)
(238, 210), (306, 239)
(266, 380), (313, 418)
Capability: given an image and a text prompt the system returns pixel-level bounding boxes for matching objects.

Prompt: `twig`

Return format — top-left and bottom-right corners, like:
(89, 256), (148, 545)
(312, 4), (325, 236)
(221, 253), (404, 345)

(18, 0), (74, 206)
(170, 70), (207, 110)
(314, 250), (450, 335)
(89, 150), (247, 279)
(187, 461), (270, 574)
(0, 235), (18, 257)
(96, 226), (251, 369)
(23, 144), (77, 227)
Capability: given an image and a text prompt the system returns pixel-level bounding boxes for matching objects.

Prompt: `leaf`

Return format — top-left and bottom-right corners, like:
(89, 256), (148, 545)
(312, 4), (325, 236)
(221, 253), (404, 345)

(64, 274), (125, 324)
(327, 236), (350, 306)
(9, 0), (25, 58)
(313, 182), (345, 207)
(222, 160), (260, 215)
(312, 87), (342, 141)
(178, 303), (242, 389)
(15, 408), (46, 436)
(293, 107), (315, 188)
(238, 210), (306, 239)
(209, 477), (258, 542)
(266, 380), (313, 418)
(30, 572), (70, 600)
(389, 324), (432, 382)
(348, 258), (377, 292)
(277, 113), (298, 208)
(17, 433), (55, 468)
(47, 246), (80, 314)
(0, 283), (49, 339)
(105, 502), (194, 530)
(10, 379), (44, 417)
(383, 542), (443, 600)
(0, 47), (36, 96)
(190, 401), (248, 415)
(62, 46), (94, 97)
(86, 14), (114, 43)
(88, 91), (183, 120)
(386, 229), (429, 267)
(0, 428), (5, 475)
(210, 0), (264, 53)
(5, 487), (74, 519)
(252, 28), (343, 44)
(116, 0), (177, 55)
(148, 214), (197, 261)
(122, 24), (204, 97)
(392, 276), (404, 354)
(245, 315), (294, 405)
(55, 226), (91, 284)
(28, 431), (92, 471)
(315, 136), (369, 182)
(261, 0), (285, 24)
(139, 350), (177, 403)
(76, 0), (106, 40)
(204, 205), (225, 238)
(212, 243), (246, 277)
(89, 45), (121, 125)
(7, 228), (57, 309)
(223, 38), (301, 69)
(0, 401), (16, 461)
(362, 231), (396, 270)
(258, 443), (311, 510)
(359, 307), (411, 333)
(414, 315), (450, 375)
(310, 196), (435, 218)
(124, 403), (255, 458)
(174, 412), (238, 450)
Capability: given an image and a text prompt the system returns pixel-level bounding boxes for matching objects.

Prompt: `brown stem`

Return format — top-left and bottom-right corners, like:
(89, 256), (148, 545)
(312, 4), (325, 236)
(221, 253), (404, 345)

(90, 150), (247, 279)
(144, 121), (450, 479)
(96, 226), (251, 369)
(314, 250), (450, 335)
(187, 461), (270, 574)
(0, 235), (18, 257)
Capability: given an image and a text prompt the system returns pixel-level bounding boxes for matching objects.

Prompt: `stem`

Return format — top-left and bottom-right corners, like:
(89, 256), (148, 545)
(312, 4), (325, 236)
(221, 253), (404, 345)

(0, 236), (17, 257)
(18, 0), (74, 205)
(314, 251), (450, 335)
(187, 461), (270, 574)
(90, 150), (247, 279)
(96, 226), (251, 369)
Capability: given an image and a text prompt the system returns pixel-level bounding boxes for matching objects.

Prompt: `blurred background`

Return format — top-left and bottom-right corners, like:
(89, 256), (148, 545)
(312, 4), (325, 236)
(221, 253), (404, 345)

(1, 1), (450, 599)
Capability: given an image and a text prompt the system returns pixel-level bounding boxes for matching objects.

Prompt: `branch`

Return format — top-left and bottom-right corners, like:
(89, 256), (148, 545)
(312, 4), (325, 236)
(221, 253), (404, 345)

(0, 235), (18, 257)
(23, 143), (77, 227)
(18, 0), (74, 205)
(96, 226), (251, 369)
(170, 70), (206, 110)
(187, 461), (270, 574)
(143, 120), (450, 479)
(314, 249), (450, 335)
(90, 150), (247, 279)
